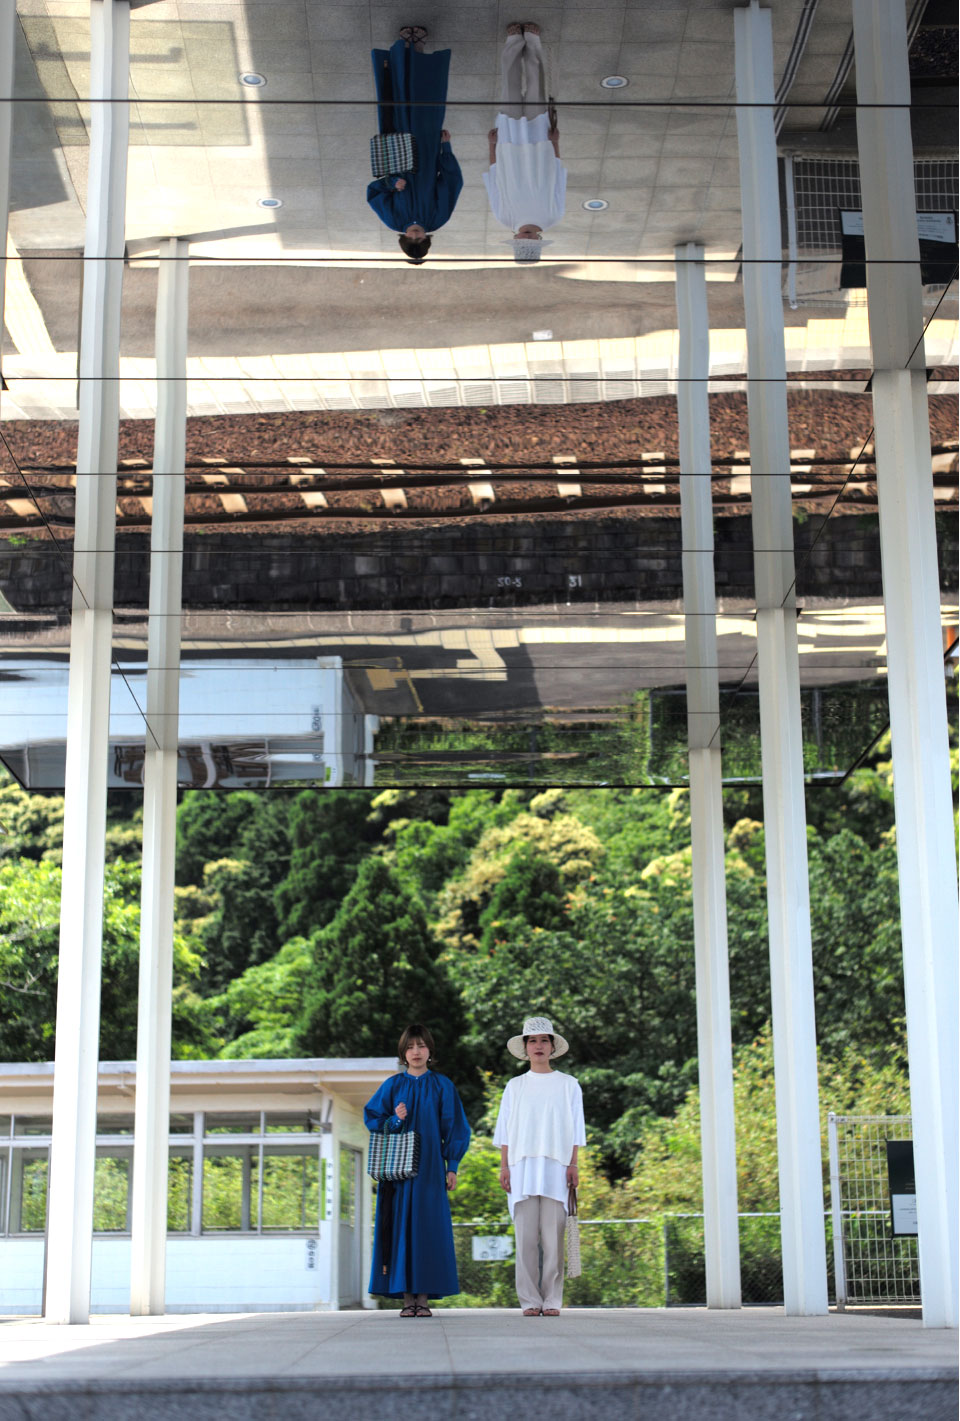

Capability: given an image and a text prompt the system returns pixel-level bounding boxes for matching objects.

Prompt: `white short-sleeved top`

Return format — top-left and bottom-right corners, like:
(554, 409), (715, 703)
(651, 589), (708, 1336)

(493, 1071), (586, 1218)
(483, 112), (567, 233)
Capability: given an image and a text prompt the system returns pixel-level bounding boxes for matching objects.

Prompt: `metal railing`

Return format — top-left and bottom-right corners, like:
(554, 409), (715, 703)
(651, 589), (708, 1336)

(450, 1212), (835, 1308)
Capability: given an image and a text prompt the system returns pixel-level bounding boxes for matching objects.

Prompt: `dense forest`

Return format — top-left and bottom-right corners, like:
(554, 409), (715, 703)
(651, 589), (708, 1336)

(0, 741), (923, 1207)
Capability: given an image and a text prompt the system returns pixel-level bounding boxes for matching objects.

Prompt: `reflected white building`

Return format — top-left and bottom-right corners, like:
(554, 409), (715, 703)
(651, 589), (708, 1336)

(0, 656), (378, 790)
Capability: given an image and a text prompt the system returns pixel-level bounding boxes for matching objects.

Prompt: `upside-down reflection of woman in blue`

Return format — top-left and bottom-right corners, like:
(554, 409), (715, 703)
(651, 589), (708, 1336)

(367, 27), (463, 262)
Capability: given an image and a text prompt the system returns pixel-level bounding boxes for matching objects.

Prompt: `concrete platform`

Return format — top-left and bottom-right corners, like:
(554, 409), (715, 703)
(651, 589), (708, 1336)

(0, 1308), (956, 1420)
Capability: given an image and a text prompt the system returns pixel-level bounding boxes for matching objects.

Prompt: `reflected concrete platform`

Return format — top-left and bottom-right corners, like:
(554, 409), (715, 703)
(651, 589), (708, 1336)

(0, 1308), (955, 1420)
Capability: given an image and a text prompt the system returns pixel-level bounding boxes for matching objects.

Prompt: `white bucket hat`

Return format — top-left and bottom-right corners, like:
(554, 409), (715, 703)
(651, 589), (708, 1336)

(507, 1015), (569, 1059)
(512, 236), (543, 263)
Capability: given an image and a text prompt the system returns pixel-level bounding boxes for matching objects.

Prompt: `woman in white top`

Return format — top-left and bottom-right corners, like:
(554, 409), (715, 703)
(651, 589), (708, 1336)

(493, 1014), (586, 1315)
(483, 24), (567, 262)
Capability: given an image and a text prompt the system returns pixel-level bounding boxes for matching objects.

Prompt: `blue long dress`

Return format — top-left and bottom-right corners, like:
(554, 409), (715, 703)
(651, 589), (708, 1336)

(367, 40), (463, 233)
(364, 1070), (471, 1299)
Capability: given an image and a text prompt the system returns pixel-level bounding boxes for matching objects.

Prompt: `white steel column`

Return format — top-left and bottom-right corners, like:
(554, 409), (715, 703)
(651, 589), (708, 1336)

(734, 0), (827, 1315)
(130, 239), (189, 1316)
(675, 242), (741, 1309)
(0, 0), (14, 407)
(45, 0), (130, 1325)
(852, 0), (959, 1329)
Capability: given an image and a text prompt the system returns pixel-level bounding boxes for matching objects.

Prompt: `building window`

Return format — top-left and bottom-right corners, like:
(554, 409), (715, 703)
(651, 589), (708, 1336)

(93, 1152), (132, 1233)
(11, 1151), (47, 1232)
(265, 1111), (320, 1135)
(204, 1112), (260, 1136)
(13, 1117), (52, 1137)
(260, 1148), (320, 1231)
(96, 1114), (135, 1136)
(202, 1146), (256, 1231)
(167, 1150), (194, 1233)
(0, 1110), (328, 1237)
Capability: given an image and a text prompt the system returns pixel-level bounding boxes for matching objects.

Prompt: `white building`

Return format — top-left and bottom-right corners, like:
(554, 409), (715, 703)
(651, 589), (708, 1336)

(0, 1058), (394, 1314)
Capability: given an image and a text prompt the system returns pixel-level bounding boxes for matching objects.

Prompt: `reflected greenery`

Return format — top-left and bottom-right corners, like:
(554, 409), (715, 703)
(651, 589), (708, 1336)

(373, 681), (905, 785)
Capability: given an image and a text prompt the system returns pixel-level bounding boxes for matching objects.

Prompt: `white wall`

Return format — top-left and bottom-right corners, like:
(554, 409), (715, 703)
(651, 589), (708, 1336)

(0, 1239), (45, 1313)
(0, 1235), (338, 1315)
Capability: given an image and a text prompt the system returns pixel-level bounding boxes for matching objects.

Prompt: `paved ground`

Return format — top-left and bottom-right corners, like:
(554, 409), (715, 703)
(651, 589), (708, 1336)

(0, 1306), (955, 1382)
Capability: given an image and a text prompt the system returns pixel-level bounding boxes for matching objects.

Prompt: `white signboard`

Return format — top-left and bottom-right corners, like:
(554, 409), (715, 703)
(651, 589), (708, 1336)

(917, 211), (957, 244)
(891, 1193), (918, 1237)
(841, 210), (956, 244)
(471, 1235), (514, 1261)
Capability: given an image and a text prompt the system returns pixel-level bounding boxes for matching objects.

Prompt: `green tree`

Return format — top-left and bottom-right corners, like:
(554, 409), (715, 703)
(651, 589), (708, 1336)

(296, 857), (469, 1079)
(383, 790), (517, 905)
(478, 845), (567, 951)
(218, 937), (313, 1059)
(435, 806), (603, 952)
(189, 797), (293, 993)
(808, 827), (904, 1059)
(176, 790), (261, 887)
(0, 857), (218, 1061)
(0, 778), (65, 863)
(274, 790), (378, 940)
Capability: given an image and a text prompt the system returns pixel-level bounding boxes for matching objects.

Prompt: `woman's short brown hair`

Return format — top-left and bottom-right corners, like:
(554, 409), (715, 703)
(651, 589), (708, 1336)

(398, 234), (432, 263)
(398, 1023), (436, 1068)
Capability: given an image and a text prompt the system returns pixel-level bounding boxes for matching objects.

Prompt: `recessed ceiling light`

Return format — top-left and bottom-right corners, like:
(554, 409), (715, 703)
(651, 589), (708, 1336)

(583, 199), (609, 212)
(532, 329), (553, 341)
(240, 72), (267, 87)
(257, 197), (283, 209)
(600, 75), (628, 89)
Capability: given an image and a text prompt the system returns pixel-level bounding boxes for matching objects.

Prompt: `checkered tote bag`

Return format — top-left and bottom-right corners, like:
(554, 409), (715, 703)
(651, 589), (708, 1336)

(370, 132), (418, 178)
(565, 1185), (582, 1278)
(367, 1126), (421, 1182)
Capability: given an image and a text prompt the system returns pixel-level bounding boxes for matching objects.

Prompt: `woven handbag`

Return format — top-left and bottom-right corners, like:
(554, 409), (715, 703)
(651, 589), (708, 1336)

(367, 1126), (420, 1182)
(370, 132), (418, 178)
(565, 1185), (582, 1278)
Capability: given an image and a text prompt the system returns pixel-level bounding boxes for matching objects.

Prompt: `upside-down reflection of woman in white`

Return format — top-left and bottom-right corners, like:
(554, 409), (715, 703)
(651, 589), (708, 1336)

(483, 24), (567, 262)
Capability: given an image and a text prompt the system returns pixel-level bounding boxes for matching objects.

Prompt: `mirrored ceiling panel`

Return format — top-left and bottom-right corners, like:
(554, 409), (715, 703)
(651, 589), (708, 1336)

(1, 0), (957, 791)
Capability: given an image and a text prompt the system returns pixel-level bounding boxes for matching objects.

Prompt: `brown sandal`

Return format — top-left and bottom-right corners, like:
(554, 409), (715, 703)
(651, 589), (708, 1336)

(415, 1303), (433, 1317)
(399, 26), (428, 42)
(522, 1307), (541, 1316)
(399, 1304), (417, 1317)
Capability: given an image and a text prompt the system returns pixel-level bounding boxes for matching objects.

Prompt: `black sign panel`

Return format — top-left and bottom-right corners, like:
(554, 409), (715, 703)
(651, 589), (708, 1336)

(839, 210), (958, 289)
(886, 1139), (918, 1237)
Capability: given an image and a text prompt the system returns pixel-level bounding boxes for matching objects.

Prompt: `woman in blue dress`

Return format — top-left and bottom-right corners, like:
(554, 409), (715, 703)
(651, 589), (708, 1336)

(368, 28), (463, 263)
(364, 1022), (471, 1315)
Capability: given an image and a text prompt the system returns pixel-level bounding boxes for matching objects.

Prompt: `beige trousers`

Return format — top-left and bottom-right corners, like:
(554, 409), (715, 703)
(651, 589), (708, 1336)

(514, 1195), (566, 1311)
(500, 33), (548, 120)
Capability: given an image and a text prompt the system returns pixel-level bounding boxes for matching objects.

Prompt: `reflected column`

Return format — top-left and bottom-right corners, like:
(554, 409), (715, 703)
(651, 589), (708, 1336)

(852, 0), (959, 1329)
(0, 0), (14, 412)
(674, 242), (741, 1309)
(130, 238), (189, 1316)
(45, 0), (130, 1325)
(733, 0), (827, 1315)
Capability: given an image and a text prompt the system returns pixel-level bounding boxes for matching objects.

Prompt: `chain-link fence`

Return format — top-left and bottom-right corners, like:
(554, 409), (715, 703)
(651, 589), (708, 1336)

(448, 1213), (837, 1308)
